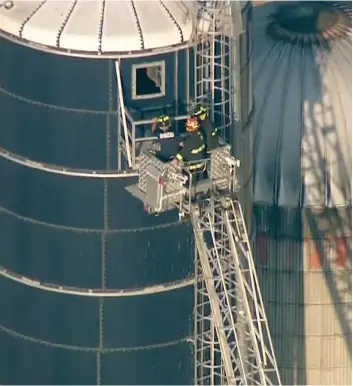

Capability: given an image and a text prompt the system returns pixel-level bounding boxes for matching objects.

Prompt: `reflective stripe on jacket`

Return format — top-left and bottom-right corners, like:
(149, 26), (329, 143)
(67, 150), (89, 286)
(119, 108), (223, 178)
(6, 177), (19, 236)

(176, 131), (206, 162)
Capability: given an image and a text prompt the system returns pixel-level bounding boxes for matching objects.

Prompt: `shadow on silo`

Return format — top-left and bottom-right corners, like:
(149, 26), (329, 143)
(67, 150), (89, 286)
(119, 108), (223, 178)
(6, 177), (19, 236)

(252, 2), (352, 384)
(302, 36), (352, 361)
(253, 205), (307, 385)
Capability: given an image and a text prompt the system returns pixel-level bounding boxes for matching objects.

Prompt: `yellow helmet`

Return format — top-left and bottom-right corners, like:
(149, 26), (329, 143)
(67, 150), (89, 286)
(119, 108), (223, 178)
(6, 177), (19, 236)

(195, 105), (208, 121)
(157, 114), (171, 129)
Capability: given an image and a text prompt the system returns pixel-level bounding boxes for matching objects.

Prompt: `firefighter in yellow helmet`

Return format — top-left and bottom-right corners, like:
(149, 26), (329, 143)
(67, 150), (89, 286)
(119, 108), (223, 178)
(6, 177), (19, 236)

(151, 114), (179, 162)
(194, 105), (219, 154)
(173, 116), (207, 185)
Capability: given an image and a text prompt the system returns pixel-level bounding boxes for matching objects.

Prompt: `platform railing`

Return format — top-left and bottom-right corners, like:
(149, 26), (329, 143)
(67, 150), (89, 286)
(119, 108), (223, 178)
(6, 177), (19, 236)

(131, 146), (240, 217)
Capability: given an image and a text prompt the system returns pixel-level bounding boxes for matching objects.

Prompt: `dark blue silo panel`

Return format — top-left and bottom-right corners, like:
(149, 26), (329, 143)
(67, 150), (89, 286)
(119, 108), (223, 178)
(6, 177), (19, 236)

(0, 38), (118, 170)
(0, 209), (103, 288)
(0, 92), (112, 169)
(0, 158), (194, 289)
(0, 276), (194, 385)
(0, 39), (113, 111)
(0, 277), (100, 348)
(0, 329), (97, 385)
(101, 343), (193, 385)
(0, 38), (194, 384)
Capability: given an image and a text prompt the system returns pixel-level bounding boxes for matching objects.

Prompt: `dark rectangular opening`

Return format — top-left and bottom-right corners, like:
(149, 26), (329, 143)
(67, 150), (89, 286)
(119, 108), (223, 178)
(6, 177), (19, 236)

(133, 63), (165, 99)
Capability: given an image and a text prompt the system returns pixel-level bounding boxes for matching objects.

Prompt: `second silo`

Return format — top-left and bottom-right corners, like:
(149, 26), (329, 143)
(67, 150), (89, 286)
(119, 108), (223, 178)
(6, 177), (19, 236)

(252, 1), (351, 385)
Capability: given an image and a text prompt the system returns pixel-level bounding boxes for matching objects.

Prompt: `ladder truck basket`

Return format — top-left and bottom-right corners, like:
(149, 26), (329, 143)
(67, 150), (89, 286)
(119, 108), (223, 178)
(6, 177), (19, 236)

(126, 150), (187, 215)
(125, 145), (241, 216)
(210, 145), (241, 192)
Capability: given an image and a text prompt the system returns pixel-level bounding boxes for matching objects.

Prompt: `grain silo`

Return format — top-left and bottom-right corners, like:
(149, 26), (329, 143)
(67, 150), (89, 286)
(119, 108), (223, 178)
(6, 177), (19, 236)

(252, 1), (352, 385)
(0, 0), (257, 383)
(0, 1), (196, 383)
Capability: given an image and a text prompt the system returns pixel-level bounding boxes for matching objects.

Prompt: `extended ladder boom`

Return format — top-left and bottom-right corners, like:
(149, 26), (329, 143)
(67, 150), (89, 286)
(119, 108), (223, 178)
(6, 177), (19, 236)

(192, 197), (281, 385)
(125, 146), (281, 385)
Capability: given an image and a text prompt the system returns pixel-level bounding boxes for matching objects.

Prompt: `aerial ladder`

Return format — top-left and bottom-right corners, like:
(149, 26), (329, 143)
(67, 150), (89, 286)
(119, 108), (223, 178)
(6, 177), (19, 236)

(126, 1), (281, 385)
(125, 146), (281, 385)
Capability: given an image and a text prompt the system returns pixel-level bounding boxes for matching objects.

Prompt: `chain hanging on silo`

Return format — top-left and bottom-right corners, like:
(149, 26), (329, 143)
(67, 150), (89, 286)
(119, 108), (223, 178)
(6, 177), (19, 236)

(193, 1), (243, 144)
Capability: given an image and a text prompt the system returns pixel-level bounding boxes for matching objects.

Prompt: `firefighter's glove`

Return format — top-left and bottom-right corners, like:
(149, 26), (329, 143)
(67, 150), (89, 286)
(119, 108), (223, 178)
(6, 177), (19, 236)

(171, 158), (180, 168)
(152, 143), (161, 152)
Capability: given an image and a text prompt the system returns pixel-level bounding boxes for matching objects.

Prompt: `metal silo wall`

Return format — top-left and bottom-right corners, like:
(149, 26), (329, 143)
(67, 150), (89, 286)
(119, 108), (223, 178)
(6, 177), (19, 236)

(0, 38), (194, 384)
(235, 1), (253, 232)
(253, 205), (352, 385)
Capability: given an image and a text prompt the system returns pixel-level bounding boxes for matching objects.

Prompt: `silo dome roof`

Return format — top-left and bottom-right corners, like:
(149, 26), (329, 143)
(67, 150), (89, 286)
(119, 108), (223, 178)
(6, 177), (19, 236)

(252, 1), (352, 208)
(0, 0), (194, 56)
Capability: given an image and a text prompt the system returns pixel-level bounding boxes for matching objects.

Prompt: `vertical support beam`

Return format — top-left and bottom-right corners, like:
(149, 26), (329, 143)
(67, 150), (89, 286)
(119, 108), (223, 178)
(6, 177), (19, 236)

(115, 59), (132, 168)
(174, 50), (179, 117)
(117, 103), (122, 171)
(194, 243), (199, 385)
(186, 46), (190, 108)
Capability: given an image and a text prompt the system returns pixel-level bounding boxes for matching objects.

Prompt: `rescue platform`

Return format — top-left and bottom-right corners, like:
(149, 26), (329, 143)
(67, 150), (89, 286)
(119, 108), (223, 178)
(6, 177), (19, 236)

(125, 145), (241, 218)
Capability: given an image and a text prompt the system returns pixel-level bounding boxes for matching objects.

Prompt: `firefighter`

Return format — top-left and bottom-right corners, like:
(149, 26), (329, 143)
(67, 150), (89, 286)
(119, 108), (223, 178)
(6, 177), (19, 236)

(194, 105), (219, 154)
(173, 116), (207, 185)
(151, 114), (180, 162)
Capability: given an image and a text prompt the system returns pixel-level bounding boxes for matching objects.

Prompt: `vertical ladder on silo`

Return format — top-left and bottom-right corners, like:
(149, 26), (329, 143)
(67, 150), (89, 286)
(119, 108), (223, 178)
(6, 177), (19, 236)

(194, 1), (242, 143)
(192, 196), (281, 385)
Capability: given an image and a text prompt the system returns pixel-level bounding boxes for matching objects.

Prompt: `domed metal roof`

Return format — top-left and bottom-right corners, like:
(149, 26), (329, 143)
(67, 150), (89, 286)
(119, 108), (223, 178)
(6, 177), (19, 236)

(0, 0), (194, 57)
(252, 1), (352, 208)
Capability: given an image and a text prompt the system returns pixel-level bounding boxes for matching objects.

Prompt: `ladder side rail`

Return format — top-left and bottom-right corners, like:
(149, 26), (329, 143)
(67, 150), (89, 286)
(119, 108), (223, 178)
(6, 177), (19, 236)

(207, 208), (243, 354)
(210, 17), (216, 119)
(229, 202), (268, 361)
(210, 310), (214, 383)
(224, 208), (269, 386)
(229, 203), (281, 377)
(208, 208), (249, 377)
(191, 208), (239, 385)
(231, 200), (281, 380)
(117, 102), (122, 171)
(195, 200), (252, 384)
(115, 60), (132, 168)
(194, 253), (215, 385)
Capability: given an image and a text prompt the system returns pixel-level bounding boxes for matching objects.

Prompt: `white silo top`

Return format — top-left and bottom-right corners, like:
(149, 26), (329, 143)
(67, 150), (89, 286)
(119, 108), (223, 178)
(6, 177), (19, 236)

(0, 0), (194, 56)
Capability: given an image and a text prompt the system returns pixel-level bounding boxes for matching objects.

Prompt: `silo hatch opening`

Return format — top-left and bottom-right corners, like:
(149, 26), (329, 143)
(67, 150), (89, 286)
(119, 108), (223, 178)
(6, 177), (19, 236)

(132, 61), (166, 100)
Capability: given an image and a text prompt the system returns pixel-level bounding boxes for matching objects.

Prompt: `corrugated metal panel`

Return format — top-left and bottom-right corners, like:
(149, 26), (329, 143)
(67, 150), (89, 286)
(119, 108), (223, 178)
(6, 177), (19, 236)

(235, 3), (254, 231)
(253, 234), (352, 385)
(254, 204), (351, 239)
(252, 1), (352, 208)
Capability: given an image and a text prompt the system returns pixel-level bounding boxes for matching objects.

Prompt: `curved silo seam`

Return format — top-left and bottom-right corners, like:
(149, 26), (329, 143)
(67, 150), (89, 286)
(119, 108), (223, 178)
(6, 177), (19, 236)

(0, 205), (184, 233)
(0, 84), (115, 115)
(0, 83), (194, 115)
(0, 267), (194, 296)
(159, 0), (184, 42)
(0, 324), (191, 352)
(18, 0), (46, 39)
(97, 0), (105, 53)
(129, 0), (144, 50)
(0, 148), (138, 178)
(56, 0), (78, 48)
(0, 267), (195, 297)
